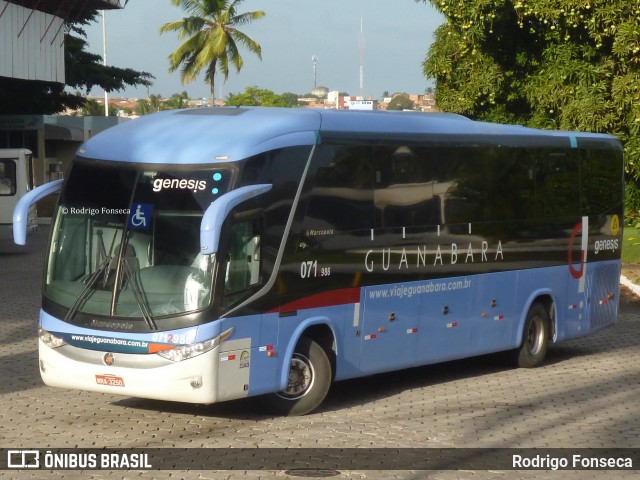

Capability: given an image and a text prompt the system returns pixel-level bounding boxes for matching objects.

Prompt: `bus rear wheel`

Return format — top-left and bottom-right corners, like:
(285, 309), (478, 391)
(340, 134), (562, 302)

(516, 303), (550, 368)
(264, 337), (332, 416)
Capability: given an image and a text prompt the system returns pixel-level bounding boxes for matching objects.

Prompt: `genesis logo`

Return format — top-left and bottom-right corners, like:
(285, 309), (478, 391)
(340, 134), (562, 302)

(152, 178), (207, 193)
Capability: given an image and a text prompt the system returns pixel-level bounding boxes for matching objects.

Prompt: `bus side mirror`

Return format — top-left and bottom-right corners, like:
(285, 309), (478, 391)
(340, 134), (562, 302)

(13, 179), (63, 245)
(200, 184), (272, 255)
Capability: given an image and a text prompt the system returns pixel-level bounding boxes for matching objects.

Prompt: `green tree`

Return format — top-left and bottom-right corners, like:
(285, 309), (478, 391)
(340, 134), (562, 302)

(81, 99), (115, 116)
(148, 94), (165, 112)
(418, 0), (640, 214)
(160, 0), (265, 107)
(136, 99), (152, 116)
(166, 91), (190, 109)
(281, 92), (301, 107)
(226, 87), (290, 107)
(135, 94), (166, 115)
(387, 95), (415, 111)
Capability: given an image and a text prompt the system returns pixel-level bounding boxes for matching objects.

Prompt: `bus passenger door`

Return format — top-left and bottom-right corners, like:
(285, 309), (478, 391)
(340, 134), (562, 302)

(216, 215), (278, 401)
(359, 284), (419, 374)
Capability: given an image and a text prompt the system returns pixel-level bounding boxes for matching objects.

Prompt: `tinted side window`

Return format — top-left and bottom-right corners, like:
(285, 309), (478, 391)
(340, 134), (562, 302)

(372, 145), (436, 228)
(432, 146), (582, 223)
(302, 144), (584, 229)
(532, 149), (580, 218)
(433, 147), (536, 224)
(302, 144), (374, 233)
(581, 148), (624, 215)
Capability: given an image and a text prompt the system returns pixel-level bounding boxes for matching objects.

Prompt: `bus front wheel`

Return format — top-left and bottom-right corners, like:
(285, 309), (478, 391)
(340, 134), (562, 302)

(264, 337), (332, 416)
(516, 303), (550, 368)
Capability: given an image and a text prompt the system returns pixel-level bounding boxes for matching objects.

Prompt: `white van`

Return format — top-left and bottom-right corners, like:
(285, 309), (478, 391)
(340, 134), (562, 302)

(0, 149), (36, 241)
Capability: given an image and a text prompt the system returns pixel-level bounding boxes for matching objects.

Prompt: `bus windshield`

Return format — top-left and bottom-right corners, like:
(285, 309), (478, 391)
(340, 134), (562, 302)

(45, 159), (234, 322)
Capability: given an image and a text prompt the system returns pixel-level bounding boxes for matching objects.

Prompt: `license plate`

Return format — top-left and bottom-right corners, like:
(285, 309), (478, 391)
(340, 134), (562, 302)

(95, 374), (125, 387)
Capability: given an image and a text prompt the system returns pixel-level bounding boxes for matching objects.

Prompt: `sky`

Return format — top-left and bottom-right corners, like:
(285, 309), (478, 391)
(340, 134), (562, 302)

(84, 0), (444, 101)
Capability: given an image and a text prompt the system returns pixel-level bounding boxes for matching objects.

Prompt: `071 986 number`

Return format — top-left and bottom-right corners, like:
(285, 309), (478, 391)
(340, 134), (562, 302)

(300, 260), (330, 278)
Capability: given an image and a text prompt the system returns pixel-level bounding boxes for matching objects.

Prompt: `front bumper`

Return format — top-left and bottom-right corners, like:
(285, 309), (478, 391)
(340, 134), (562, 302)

(38, 339), (220, 404)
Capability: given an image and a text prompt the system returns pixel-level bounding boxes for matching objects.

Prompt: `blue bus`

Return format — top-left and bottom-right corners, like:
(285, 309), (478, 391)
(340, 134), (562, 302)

(14, 108), (623, 415)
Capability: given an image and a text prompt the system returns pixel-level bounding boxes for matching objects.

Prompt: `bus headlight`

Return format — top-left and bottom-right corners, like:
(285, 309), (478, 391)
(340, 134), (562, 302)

(156, 337), (217, 362)
(39, 328), (67, 349)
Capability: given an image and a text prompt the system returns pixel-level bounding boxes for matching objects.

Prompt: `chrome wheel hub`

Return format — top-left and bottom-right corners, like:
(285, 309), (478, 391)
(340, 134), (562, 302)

(277, 354), (314, 400)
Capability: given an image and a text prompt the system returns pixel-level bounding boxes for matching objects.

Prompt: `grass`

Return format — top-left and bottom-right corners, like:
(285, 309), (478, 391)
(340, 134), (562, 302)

(622, 225), (640, 284)
(622, 225), (640, 265)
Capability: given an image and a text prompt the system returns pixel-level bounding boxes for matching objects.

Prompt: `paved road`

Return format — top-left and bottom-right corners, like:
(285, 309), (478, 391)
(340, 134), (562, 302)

(0, 227), (638, 479)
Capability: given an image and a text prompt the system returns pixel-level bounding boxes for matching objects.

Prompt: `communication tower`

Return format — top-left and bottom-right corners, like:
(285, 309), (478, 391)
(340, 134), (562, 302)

(359, 17), (364, 98)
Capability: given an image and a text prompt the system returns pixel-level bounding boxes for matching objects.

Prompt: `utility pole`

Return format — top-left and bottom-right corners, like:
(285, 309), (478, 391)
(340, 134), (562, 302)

(102, 10), (108, 116)
(312, 55), (318, 89)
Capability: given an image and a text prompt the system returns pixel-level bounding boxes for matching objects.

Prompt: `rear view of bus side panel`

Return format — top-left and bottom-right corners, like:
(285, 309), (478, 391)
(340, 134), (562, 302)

(559, 259), (620, 341)
(566, 143), (623, 339)
(585, 261), (620, 329)
(553, 140), (623, 341)
(562, 214), (621, 340)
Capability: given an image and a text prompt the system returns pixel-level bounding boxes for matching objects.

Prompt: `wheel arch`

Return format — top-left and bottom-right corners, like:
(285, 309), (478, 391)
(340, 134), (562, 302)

(517, 290), (557, 346)
(278, 317), (337, 391)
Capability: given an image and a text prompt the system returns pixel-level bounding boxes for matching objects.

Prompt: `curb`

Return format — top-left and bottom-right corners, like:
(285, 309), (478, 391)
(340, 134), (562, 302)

(620, 274), (640, 297)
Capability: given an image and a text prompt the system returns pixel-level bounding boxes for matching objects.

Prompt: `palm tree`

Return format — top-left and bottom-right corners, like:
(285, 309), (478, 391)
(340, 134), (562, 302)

(167, 91), (190, 109)
(160, 0), (265, 107)
(148, 94), (165, 112)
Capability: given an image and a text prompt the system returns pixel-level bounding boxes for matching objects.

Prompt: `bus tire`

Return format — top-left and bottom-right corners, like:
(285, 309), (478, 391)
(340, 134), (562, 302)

(516, 303), (549, 368)
(263, 337), (332, 416)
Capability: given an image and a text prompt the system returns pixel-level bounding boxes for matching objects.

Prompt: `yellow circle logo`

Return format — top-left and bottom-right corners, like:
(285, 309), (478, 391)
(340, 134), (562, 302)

(611, 215), (620, 236)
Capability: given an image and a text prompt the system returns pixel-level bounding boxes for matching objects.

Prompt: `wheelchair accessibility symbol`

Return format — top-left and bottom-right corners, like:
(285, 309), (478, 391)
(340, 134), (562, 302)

(128, 203), (153, 230)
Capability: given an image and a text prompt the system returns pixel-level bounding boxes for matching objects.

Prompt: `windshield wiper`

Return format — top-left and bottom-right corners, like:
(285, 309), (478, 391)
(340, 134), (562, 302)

(121, 258), (157, 330)
(64, 229), (119, 323)
(64, 255), (111, 323)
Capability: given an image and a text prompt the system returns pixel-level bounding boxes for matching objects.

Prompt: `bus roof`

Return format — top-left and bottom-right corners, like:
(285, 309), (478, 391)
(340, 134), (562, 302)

(77, 107), (621, 165)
